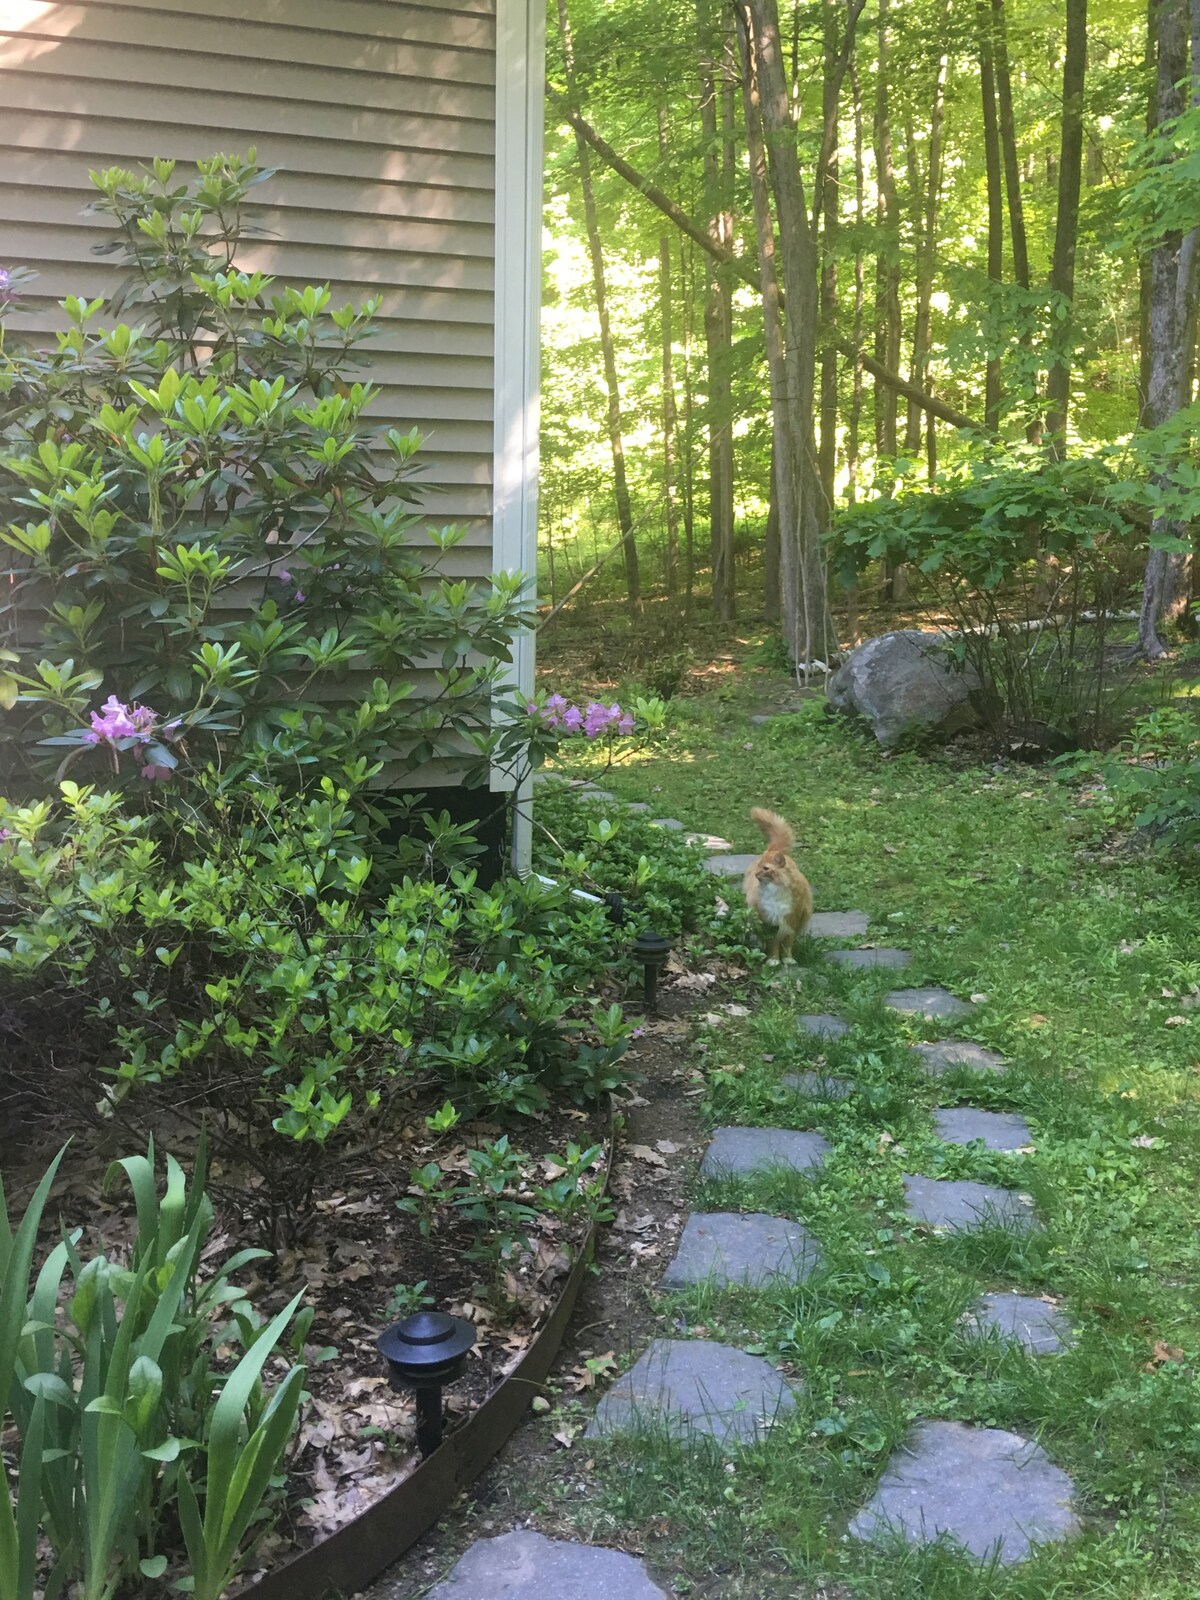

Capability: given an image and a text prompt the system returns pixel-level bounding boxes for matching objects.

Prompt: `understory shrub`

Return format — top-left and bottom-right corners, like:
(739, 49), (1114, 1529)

(1096, 705), (1200, 851)
(0, 1141), (305, 1600)
(531, 779), (721, 938)
(0, 775), (635, 1242)
(830, 453), (1138, 749)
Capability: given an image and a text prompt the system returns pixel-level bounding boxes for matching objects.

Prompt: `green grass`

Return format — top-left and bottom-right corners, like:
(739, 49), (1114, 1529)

(529, 677), (1200, 1598)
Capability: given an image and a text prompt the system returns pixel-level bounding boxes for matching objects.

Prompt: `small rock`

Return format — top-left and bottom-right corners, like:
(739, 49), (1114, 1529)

(587, 1338), (799, 1447)
(885, 986), (975, 1020)
(661, 1212), (823, 1289)
(426, 1530), (668, 1599)
(700, 1126), (832, 1178)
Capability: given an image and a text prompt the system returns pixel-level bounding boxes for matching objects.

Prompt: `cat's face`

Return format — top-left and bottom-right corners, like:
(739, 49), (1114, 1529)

(756, 852), (787, 884)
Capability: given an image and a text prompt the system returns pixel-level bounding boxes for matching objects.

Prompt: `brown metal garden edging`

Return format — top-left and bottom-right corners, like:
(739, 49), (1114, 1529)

(238, 1120), (613, 1600)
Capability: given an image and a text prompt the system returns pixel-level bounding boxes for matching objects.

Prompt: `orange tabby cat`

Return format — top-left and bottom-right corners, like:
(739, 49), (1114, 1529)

(743, 808), (813, 962)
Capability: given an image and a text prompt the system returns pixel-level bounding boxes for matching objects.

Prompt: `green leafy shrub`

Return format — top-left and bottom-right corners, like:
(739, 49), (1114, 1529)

(829, 453), (1137, 749)
(0, 153), (533, 799)
(531, 782), (720, 938)
(0, 778), (634, 1238)
(0, 1140), (305, 1600)
(1097, 705), (1200, 850)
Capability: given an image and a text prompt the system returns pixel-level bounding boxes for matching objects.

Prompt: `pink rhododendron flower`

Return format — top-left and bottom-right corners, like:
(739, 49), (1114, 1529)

(85, 695), (157, 745)
(140, 763), (174, 782)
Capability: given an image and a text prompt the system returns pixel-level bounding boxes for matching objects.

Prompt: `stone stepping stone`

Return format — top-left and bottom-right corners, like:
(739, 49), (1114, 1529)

(703, 852), (757, 876)
(885, 986), (975, 1020)
(826, 946), (912, 970)
(809, 910), (870, 938)
(587, 1337), (798, 1447)
(626, 801), (652, 813)
(849, 1419), (1078, 1564)
(661, 1211), (822, 1289)
(934, 1108), (1032, 1151)
(965, 1293), (1074, 1355)
(651, 817), (685, 829)
(782, 1070), (854, 1101)
(902, 1175), (1036, 1233)
(579, 786), (617, 803)
(426, 1530), (668, 1599)
(798, 1013), (849, 1039)
(700, 1126), (832, 1179)
(912, 1040), (1006, 1076)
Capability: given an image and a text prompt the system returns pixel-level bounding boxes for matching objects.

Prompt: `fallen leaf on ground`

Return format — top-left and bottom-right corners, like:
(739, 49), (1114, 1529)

(1145, 1340), (1186, 1370)
(626, 1144), (668, 1166)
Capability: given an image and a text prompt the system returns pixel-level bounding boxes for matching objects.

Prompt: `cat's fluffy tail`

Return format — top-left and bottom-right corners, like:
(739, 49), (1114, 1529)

(750, 807), (794, 854)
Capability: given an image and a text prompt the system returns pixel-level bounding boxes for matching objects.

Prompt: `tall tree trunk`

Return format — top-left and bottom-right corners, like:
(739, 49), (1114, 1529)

(1044, 0), (1088, 453)
(658, 107), (682, 595)
(698, 0), (737, 621)
(977, 0), (1005, 432)
(991, 0), (1039, 437)
(818, 0), (841, 515)
(764, 441), (781, 619)
(847, 54), (867, 504)
(1138, 0), (1199, 655)
(679, 237), (698, 613)
(873, 0), (902, 466)
(904, 48), (949, 462)
(557, 0), (641, 612)
(738, 0), (836, 666)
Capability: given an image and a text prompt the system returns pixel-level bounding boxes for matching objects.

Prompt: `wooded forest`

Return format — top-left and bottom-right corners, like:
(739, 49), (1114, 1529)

(539, 0), (1200, 669)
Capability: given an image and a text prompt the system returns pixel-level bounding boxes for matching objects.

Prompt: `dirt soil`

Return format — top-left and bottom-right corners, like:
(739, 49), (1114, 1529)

(357, 990), (716, 1599)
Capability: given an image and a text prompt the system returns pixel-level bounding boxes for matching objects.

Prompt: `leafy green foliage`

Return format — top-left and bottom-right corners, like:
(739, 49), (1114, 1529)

(1094, 705), (1200, 849)
(0, 1140), (304, 1599)
(0, 154), (533, 796)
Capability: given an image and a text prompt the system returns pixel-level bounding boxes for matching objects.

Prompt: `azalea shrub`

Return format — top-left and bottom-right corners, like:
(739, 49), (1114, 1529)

(0, 152), (533, 802)
(531, 779), (721, 939)
(0, 774), (637, 1242)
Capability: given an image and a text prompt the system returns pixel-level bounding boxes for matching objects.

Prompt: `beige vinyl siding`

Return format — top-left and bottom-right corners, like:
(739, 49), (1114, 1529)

(0, 0), (498, 546)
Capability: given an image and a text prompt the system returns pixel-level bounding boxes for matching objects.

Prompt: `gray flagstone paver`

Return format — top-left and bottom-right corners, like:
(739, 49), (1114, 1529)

(661, 1211), (823, 1289)
(809, 910), (871, 937)
(587, 1337), (798, 1446)
(782, 1070), (855, 1100)
(912, 1040), (1007, 1075)
(798, 1013), (850, 1038)
(426, 1530), (668, 1599)
(965, 1293), (1074, 1354)
(826, 947), (912, 970)
(700, 1126), (832, 1179)
(933, 1107), (1033, 1150)
(885, 986), (975, 1020)
(903, 1175), (1037, 1233)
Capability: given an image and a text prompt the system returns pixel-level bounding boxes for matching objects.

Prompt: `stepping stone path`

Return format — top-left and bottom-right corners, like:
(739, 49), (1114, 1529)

(885, 986), (975, 1020)
(661, 1212), (822, 1288)
(809, 910), (870, 937)
(426, 1530), (668, 1599)
(903, 1174), (1036, 1233)
(782, 1069), (854, 1100)
(651, 817), (685, 829)
(573, 789), (1077, 1571)
(912, 1039), (1006, 1075)
(587, 1338), (798, 1446)
(703, 852), (757, 876)
(825, 946), (912, 970)
(849, 1419), (1079, 1564)
(700, 1126), (831, 1178)
(934, 1107), (1032, 1150)
(799, 1013), (849, 1038)
(965, 1293), (1074, 1354)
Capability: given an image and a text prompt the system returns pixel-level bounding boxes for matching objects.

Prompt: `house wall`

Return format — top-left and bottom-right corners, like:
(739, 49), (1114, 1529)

(0, 0), (543, 851)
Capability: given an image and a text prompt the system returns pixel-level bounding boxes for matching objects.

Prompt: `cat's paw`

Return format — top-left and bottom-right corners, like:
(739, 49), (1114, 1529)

(766, 957), (781, 967)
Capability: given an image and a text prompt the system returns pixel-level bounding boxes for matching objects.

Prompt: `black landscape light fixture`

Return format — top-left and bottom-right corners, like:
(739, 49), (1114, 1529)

(632, 927), (672, 1012)
(377, 1309), (477, 1457)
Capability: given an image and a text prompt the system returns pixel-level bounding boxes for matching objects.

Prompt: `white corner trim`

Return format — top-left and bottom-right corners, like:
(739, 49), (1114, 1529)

(492, 0), (545, 880)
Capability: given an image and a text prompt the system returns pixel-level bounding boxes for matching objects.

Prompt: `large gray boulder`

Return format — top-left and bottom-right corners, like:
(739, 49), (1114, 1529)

(827, 630), (981, 748)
